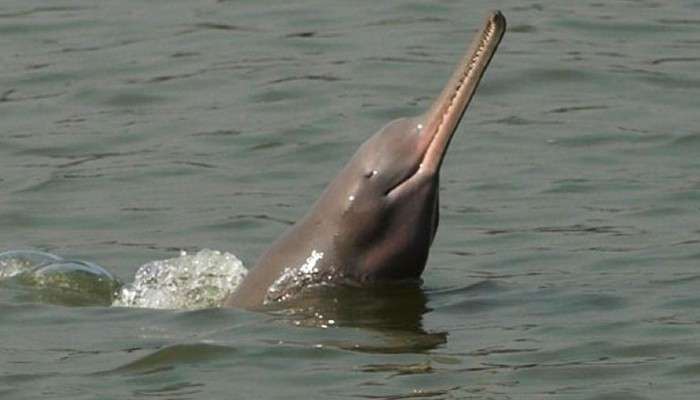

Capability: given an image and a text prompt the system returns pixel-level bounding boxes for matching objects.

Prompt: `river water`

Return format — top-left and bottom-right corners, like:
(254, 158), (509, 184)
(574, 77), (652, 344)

(1, 1), (699, 399)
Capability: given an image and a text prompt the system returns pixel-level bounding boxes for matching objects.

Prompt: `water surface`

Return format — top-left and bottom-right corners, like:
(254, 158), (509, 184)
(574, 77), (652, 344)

(1, 1), (699, 399)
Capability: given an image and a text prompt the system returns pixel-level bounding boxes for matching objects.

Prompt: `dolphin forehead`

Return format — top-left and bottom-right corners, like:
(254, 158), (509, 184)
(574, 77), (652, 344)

(352, 120), (428, 200)
(358, 118), (423, 167)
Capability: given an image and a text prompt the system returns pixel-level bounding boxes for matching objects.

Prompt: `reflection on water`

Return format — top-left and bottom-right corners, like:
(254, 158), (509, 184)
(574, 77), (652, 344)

(271, 283), (448, 353)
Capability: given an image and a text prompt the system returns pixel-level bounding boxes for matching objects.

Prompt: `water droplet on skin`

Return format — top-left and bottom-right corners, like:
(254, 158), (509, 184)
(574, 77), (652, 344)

(348, 195), (355, 201)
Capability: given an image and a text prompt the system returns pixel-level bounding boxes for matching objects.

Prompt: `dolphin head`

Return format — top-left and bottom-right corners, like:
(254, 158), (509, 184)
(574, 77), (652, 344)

(322, 11), (506, 283)
(223, 12), (506, 309)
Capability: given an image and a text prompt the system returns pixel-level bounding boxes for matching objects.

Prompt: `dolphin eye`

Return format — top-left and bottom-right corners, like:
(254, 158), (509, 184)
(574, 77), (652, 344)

(364, 170), (378, 179)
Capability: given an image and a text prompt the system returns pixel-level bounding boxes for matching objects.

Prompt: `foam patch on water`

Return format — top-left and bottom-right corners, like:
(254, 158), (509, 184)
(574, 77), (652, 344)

(113, 249), (248, 310)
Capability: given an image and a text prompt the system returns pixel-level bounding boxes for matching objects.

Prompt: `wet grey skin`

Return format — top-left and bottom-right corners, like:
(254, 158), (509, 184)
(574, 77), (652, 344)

(225, 11), (507, 309)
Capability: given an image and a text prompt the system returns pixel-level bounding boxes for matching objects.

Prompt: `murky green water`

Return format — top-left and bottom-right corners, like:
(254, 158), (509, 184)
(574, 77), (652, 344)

(2, 1), (699, 398)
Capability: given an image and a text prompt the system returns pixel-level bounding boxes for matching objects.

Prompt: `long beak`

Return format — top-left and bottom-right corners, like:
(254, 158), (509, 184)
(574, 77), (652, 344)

(420, 11), (506, 174)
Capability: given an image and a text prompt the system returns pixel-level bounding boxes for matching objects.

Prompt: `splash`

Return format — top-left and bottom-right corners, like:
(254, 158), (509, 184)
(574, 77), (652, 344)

(0, 250), (120, 306)
(0, 250), (62, 279)
(113, 249), (247, 309)
(265, 250), (335, 304)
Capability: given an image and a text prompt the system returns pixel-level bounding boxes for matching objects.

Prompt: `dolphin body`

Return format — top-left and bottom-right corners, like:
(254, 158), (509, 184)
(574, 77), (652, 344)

(225, 11), (506, 309)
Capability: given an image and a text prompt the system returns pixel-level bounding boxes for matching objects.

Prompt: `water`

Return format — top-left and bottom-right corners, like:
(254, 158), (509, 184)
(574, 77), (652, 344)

(114, 249), (246, 309)
(1, 0), (699, 398)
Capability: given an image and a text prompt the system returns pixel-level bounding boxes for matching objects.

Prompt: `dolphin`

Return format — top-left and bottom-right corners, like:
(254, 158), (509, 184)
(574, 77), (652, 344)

(225, 11), (506, 309)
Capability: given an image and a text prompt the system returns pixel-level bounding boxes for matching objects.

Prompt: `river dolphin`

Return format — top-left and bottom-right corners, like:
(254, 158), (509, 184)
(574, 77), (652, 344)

(225, 11), (506, 308)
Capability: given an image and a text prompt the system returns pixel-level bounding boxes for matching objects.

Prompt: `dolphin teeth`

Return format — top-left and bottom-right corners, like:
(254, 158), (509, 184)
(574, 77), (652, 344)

(433, 16), (498, 139)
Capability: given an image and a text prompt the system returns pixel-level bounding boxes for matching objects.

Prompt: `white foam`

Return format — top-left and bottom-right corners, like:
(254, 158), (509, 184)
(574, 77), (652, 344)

(113, 249), (247, 310)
